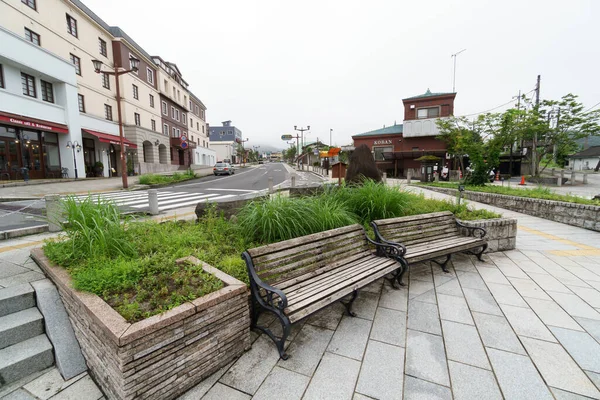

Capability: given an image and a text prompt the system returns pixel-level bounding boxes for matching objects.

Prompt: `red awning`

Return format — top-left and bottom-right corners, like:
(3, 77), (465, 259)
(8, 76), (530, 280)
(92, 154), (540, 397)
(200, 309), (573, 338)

(82, 129), (138, 149)
(0, 113), (69, 133)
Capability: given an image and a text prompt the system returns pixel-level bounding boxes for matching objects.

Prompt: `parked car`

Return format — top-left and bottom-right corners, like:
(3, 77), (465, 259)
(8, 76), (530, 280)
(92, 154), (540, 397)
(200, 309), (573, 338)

(213, 162), (235, 176)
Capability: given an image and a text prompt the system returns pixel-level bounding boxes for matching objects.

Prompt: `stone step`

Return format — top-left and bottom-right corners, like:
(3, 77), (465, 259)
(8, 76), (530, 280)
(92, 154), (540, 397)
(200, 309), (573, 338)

(0, 307), (44, 350)
(0, 335), (54, 385)
(0, 284), (35, 317)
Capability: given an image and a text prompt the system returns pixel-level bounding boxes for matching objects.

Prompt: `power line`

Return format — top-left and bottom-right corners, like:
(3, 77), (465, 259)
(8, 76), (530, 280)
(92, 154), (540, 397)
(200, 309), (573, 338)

(456, 87), (536, 118)
(583, 101), (600, 113)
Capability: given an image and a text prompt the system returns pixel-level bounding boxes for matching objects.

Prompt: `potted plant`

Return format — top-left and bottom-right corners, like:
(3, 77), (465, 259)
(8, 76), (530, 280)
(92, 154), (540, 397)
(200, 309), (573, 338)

(93, 161), (104, 177)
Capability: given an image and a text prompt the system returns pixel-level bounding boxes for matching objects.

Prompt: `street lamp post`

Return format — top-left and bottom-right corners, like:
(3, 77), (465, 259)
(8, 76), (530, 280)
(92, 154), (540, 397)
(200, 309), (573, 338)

(240, 138), (249, 166)
(91, 56), (140, 189)
(330, 128), (333, 147)
(66, 141), (81, 179)
(294, 125), (310, 167)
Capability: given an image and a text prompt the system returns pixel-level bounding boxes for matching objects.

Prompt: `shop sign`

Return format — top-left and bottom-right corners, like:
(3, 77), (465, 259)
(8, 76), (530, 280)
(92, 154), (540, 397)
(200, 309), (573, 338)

(373, 139), (392, 145)
(0, 115), (69, 133)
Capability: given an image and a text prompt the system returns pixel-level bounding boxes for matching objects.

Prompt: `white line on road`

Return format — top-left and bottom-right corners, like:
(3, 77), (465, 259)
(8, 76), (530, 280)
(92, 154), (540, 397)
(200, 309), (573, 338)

(159, 195), (236, 210)
(205, 188), (256, 192)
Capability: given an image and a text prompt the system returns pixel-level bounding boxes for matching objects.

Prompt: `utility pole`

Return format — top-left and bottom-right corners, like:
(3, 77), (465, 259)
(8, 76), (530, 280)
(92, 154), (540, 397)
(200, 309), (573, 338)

(451, 49), (466, 93)
(510, 90), (521, 177)
(532, 75), (541, 176)
(294, 125), (310, 166)
(330, 128), (333, 147)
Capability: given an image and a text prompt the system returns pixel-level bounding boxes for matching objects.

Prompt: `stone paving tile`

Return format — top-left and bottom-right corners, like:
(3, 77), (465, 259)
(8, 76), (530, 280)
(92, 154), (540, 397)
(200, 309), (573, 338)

(550, 387), (597, 399)
(405, 329), (449, 387)
(410, 266), (433, 283)
(407, 300), (441, 335)
(455, 271), (487, 290)
(178, 362), (233, 399)
(441, 320), (490, 369)
(575, 317), (600, 343)
(378, 282), (408, 312)
(548, 291), (600, 320)
(303, 352), (360, 400)
(486, 348), (554, 400)
(508, 277), (552, 300)
(369, 307), (406, 347)
(2, 390), (36, 400)
(528, 272), (572, 293)
(305, 302), (345, 331)
(564, 266), (600, 283)
(201, 383), (250, 400)
(0, 263), (29, 279)
(521, 336), (600, 398)
(403, 376), (452, 400)
(355, 340), (404, 400)
(327, 315), (371, 361)
(500, 304), (557, 342)
(462, 288), (503, 316)
(494, 262), (530, 279)
(252, 366), (310, 400)
(434, 278), (463, 298)
(409, 280), (436, 304)
(472, 312), (526, 355)
(586, 371), (600, 391)
(276, 324), (334, 377)
(452, 260), (477, 273)
(486, 282), (529, 307)
(525, 297), (584, 331)
(220, 335), (280, 395)
(437, 294), (473, 325)
(46, 375), (103, 400)
(568, 285), (600, 308)
(514, 259), (549, 274)
(362, 279), (384, 294)
(447, 361), (502, 400)
(546, 269), (590, 288)
(352, 394), (371, 400)
(476, 266), (511, 285)
(22, 369), (85, 400)
(0, 271), (45, 287)
(352, 291), (379, 320)
(550, 327), (600, 374)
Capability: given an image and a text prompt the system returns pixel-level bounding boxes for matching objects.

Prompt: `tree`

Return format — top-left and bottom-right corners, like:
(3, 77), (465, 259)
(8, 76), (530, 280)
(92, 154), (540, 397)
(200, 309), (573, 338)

(345, 144), (381, 184)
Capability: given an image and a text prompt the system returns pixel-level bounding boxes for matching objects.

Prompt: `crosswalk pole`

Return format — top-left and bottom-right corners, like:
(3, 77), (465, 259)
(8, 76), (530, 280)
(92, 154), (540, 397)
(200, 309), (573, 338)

(268, 177), (274, 194)
(291, 174), (296, 188)
(148, 189), (159, 215)
(45, 194), (62, 232)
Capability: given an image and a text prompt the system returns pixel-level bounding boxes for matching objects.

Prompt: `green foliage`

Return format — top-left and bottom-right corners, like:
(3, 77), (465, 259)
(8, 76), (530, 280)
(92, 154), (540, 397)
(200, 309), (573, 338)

(402, 191), (500, 220)
(138, 170), (196, 185)
(420, 181), (600, 206)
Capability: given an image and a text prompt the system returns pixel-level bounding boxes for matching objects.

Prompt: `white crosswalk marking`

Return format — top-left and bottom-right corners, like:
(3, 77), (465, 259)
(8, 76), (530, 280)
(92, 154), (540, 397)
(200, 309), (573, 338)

(69, 190), (238, 211)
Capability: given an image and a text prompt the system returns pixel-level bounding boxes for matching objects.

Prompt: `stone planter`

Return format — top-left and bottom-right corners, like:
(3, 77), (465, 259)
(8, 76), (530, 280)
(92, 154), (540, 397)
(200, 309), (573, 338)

(31, 250), (250, 400)
(457, 218), (517, 252)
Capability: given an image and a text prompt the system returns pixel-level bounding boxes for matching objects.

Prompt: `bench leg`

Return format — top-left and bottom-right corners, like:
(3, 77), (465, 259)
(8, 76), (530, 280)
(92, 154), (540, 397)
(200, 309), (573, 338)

(250, 298), (292, 360)
(432, 254), (452, 273)
(389, 258), (408, 288)
(476, 244), (488, 262)
(342, 290), (358, 317)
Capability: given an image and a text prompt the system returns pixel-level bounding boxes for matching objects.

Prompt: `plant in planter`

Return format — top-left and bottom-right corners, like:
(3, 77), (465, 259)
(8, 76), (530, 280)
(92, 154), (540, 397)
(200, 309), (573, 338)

(93, 161), (104, 177)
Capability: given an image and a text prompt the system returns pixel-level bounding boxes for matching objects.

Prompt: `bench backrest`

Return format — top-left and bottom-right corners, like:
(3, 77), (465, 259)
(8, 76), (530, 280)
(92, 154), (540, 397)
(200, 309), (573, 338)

(246, 224), (370, 286)
(372, 211), (459, 247)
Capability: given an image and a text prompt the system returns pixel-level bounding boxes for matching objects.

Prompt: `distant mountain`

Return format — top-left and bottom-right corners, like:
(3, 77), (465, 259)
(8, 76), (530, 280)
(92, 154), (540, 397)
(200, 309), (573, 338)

(253, 143), (288, 153)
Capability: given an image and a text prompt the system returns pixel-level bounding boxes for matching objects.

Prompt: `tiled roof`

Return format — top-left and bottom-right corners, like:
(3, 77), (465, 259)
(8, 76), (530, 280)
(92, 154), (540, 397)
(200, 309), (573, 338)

(404, 88), (455, 100)
(570, 146), (600, 158)
(353, 124), (403, 137)
(108, 27), (154, 63)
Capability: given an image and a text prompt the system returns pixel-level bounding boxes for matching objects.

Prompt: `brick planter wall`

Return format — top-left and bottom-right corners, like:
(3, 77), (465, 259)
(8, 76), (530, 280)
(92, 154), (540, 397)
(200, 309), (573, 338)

(31, 250), (250, 400)
(421, 186), (600, 232)
(457, 218), (517, 252)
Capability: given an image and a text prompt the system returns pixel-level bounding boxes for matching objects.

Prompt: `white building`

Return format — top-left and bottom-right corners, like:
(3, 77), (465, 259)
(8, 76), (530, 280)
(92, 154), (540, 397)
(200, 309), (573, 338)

(568, 146), (600, 171)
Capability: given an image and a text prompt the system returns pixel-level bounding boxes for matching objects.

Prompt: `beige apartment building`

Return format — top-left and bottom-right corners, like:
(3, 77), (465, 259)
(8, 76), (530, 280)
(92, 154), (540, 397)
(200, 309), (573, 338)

(0, 0), (212, 179)
(188, 93), (213, 166)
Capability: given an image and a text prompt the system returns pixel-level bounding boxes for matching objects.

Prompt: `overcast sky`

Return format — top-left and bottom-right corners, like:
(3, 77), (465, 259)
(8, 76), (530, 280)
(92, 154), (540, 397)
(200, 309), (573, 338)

(84, 0), (599, 150)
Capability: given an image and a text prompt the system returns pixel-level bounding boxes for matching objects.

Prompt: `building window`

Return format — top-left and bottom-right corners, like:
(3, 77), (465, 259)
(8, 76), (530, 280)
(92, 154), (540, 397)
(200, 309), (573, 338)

(149, 94), (154, 108)
(163, 124), (169, 135)
(163, 79), (168, 91)
(201, 124), (204, 133)
(21, 73), (36, 97)
(132, 84), (138, 99)
(189, 100), (192, 110)
(172, 87), (176, 99)
(190, 118), (193, 128)
(147, 68), (154, 85)
(184, 95), (187, 105)
(104, 104), (113, 121)
(177, 90), (180, 101)
(70, 54), (81, 75)
(78, 94), (85, 112)
(102, 72), (110, 89)
(41, 80), (54, 103)
(417, 107), (440, 119)
(373, 146), (393, 161)
(411, 147), (419, 151)
(175, 109), (180, 121)
(21, 0), (36, 10)
(171, 106), (175, 119)
(182, 113), (187, 125)
(172, 127), (177, 137)
(0, 65), (4, 89)
(227, 130), (233, 135)
(195, 105), (199, 115)
(162, 101), (167, 115)
(129, 53), (138, 74)
(24, 28), (40, 46)
(151, 120), (156, 131)
(98, 38), (107, 57)
(66, 14), (78, 38)
(134, 113), (140, 126)
(177, 128), (181, 137)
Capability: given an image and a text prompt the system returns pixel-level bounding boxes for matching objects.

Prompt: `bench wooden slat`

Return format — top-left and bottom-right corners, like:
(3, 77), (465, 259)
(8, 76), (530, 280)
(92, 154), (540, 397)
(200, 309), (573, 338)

(406, 241), (485, 263)
(377, 215), (456, 231)
(381, 225), (459, 243)
(285, 257), (387, 304)
(285, 258), (398, 315)
(406, 237), (482, 257)
(248, 224), (364, 258)
(373, 211), (454, 227)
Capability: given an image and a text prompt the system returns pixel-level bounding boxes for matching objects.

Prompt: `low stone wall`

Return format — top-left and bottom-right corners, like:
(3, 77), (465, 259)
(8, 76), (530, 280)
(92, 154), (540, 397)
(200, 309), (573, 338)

(458, 218), (517, 252)
(422, 186), (600, 232)
(31, 250), (250, 400)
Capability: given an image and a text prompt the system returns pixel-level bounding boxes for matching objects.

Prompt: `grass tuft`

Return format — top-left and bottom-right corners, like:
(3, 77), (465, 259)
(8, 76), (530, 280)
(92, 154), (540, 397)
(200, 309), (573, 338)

(138, 169), (196, 185)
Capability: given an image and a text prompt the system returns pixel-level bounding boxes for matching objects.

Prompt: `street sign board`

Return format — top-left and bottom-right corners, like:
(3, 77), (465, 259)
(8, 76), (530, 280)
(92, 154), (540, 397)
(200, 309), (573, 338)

(180, 135), (187, 142)
(181, 142), (188, 149)
(281, 134), (293, 141)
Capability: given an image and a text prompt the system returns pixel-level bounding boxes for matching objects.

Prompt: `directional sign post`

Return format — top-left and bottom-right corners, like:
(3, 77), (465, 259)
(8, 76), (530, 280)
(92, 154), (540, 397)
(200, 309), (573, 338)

(281, 134), (293, 141)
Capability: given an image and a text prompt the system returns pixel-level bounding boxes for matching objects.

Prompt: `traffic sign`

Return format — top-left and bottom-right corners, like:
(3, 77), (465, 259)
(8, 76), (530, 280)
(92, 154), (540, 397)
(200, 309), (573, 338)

(181, 142), (188, 149)
(181, 135), (187, 142)
(281, 134), (293, 141)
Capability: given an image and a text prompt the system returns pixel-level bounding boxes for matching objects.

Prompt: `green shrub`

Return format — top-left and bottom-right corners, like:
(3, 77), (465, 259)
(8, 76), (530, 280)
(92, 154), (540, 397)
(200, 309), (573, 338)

(138, 170), (196, 185)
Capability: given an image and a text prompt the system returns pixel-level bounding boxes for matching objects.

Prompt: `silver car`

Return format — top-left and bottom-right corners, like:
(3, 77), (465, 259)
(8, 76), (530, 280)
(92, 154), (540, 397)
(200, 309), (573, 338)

(213, 162), (235, 176)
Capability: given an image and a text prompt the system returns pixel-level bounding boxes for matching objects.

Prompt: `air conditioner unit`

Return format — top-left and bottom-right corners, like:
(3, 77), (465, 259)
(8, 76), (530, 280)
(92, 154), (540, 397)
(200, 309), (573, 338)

(410, 105), (415, 109)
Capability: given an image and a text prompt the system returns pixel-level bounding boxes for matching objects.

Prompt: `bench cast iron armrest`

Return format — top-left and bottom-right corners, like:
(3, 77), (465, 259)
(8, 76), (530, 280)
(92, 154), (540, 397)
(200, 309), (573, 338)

(369, 222), (407, 257)
(455, 220), (487, 239)
(365, 234), (406, 260)
(242, 251), (288, 311)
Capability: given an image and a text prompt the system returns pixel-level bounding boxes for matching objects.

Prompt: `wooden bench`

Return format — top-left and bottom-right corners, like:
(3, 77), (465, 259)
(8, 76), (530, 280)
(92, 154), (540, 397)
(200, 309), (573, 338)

(242, 224), (405, 359)
(370, 211), (487, 285)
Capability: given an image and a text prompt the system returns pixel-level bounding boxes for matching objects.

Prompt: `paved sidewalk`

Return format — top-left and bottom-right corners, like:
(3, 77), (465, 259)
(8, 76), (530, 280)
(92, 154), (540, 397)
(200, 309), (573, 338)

(1, 187), (600, 399)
